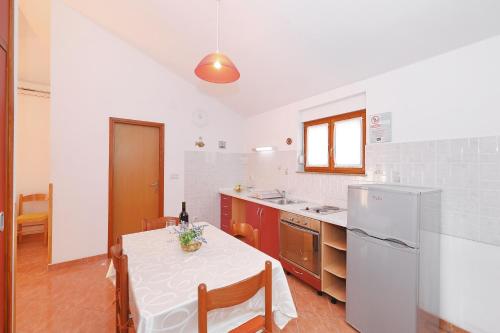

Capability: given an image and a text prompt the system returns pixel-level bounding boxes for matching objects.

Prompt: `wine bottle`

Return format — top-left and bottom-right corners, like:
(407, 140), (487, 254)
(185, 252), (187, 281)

(179, 201), (189, 226)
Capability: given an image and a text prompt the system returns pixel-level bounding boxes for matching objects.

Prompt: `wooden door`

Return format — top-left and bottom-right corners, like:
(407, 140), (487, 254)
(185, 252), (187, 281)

(0, 0), (11, 330)
(108, 118), (164, 249)
(260, 206), (279, 259)
(0, 0), (8, 48)
(0, 43), (7, 332)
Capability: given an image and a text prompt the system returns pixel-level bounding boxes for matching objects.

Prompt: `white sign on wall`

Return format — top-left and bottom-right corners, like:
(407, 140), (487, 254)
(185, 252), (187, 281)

(369, 112), (392, 143)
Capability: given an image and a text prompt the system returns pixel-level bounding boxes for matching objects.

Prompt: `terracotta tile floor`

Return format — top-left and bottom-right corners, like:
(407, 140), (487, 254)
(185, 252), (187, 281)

(16, 234), (356, 332)
(15, 234), (115, 332)
(275, 273), (357, 333)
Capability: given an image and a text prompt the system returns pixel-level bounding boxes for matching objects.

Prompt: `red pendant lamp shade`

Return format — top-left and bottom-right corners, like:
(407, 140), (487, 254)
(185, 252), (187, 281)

(195, 0), (240, 84)
(195, 52), (240, 83)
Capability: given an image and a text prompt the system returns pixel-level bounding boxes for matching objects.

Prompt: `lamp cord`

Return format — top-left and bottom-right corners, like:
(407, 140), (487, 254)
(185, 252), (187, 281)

(216, 0), (220, 52)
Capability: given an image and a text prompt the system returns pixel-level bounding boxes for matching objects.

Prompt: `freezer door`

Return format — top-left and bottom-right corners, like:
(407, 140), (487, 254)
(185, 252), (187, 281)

(348, 186), (420, 248)
(346, 229), (418, 333)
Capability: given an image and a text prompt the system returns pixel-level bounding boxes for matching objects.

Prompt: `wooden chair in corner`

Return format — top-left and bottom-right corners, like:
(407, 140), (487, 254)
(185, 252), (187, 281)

(141, 216), (179, 231)
(17, 193), (50, 244)
(231, 222), (260, 249)
(198, 261), (273, 333)
(110, 241), (134, 333)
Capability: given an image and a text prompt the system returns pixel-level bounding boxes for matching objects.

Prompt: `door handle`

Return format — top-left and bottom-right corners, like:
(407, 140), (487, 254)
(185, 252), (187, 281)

(149, 181), (158, 187)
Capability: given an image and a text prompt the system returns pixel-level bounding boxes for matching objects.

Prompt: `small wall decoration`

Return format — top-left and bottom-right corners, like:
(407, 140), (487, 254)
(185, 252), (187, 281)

(195, 137), (205, 148)
(192, 109), (209, 128)
(369, 112), (392, 143)
(286, 138), (293, 145)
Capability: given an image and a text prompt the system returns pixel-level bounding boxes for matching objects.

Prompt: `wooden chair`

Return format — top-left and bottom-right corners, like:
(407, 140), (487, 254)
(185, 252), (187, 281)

(231, 222), (260, 249)
(198, 261), (273, 333)
(17, 193), (50, 244)
(141, 216), (179, 231)
(110, 242), (134, 333)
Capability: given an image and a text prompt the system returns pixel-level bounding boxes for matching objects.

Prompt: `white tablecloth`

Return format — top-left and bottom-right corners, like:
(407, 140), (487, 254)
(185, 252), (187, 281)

(107, 223), (297, 333)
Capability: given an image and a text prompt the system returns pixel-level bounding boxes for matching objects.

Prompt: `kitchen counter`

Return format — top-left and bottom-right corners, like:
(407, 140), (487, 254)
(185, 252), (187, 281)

(219, 188), (347, 228)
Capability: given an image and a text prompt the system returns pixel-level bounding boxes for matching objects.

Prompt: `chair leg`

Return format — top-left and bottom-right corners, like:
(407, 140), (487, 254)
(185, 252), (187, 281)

(44, 222), (48, 245)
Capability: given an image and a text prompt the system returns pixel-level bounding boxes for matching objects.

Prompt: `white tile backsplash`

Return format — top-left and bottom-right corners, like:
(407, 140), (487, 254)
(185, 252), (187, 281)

(243, 135), (500, 247)
(184, 136), (500, 247)
(184, 151), (246, 227)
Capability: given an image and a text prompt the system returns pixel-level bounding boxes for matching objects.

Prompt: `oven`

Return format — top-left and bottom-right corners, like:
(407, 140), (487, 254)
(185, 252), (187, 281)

(279, 211), (321, 277)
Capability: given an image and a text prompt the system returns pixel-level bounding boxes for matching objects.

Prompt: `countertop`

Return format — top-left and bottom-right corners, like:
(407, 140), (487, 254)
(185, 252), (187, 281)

(219, 188), (347, 228)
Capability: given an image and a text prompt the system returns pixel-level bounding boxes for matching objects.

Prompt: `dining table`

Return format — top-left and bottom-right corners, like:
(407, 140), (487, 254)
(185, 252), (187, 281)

(107, 222), (298, 333)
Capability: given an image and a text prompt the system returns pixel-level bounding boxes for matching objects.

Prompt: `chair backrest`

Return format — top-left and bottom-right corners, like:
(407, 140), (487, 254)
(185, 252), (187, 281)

(19, 193), (49, 215)
(141, 216), (179, 231)
(198, 261), (272, 333)
(231, 222), (260, 249)
(110, 243), (130, 333)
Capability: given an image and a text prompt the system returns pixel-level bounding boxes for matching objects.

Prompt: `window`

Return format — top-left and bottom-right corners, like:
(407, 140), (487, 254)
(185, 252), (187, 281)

(303, 109), (366, 174)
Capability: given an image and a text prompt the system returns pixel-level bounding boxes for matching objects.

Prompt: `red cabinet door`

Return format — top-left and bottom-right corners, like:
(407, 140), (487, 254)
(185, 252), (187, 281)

(245, 201), (261, 230)
(260, 206), (280, 259)
(0, 0), (8, 49)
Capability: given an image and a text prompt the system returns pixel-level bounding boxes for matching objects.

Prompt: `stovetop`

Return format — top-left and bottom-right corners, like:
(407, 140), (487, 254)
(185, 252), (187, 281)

(300, 205), (345, 215)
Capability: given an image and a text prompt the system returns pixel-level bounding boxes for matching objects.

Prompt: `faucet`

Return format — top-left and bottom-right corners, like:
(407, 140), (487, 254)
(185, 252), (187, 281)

(275, 189), (286, 199)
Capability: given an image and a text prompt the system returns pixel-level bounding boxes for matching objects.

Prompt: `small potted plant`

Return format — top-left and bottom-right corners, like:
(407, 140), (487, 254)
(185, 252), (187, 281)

(176, 223), (207, 252)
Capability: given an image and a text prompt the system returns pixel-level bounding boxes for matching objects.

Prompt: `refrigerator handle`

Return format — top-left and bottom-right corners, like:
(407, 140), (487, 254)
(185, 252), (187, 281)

(384, 237), (414, 249)
(349, 228), (370, 237)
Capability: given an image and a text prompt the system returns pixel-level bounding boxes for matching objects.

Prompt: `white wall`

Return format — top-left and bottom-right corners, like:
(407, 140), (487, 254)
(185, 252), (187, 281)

(244, 35), (500, 152)
(15, 92), (50, 198)
(243, 36), (500, 333)
(51, 0), (244, 263)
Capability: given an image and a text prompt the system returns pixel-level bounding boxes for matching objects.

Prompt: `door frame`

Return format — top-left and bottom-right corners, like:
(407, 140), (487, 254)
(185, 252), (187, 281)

(108, 118), (164, 253)
(4, 0), (14, 331)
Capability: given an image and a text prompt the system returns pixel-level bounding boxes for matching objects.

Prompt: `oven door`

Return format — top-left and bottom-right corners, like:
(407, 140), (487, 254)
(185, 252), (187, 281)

(279, 220), (320, 276)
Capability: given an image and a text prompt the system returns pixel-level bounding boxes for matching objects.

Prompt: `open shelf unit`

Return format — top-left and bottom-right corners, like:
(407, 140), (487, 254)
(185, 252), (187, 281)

(231, 197), (246, 224)
(321, 223), (347, 303)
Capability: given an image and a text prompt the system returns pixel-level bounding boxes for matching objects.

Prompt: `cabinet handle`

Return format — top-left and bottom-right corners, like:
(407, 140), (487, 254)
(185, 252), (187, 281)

(293, 268), (303, 276)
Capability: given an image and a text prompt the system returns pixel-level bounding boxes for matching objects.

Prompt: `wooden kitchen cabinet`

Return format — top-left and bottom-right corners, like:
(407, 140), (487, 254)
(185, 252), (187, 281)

(245, 201), (261, 229)
(245, 201), (279, 258)
(321, 223), (347, 303)
(220, 194), (232, 233)
(260, 206), (279, 259)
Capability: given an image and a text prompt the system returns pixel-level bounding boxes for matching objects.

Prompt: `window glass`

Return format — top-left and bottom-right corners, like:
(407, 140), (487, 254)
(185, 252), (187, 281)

(334, 117), (362, 167)
(306, 123), (329, 167)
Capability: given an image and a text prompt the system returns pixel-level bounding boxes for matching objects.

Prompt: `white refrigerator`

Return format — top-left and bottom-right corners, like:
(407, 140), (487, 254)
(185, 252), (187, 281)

(346, 184), (441, 333)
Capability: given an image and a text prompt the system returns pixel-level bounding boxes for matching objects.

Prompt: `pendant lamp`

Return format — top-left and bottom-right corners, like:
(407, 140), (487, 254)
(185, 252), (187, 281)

(195, 0), (240, 83)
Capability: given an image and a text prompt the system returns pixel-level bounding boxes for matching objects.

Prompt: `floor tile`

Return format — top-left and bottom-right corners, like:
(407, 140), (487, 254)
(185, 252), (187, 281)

(15, 234), (115, 333)
(17, 234), (358, 333)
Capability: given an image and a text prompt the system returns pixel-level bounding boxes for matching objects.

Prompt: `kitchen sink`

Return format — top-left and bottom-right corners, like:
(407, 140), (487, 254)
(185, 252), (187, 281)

(264, 198), (304, 205)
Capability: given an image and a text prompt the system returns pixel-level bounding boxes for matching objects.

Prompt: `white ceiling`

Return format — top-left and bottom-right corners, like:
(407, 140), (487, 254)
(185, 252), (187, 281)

(61, 0), (500, 115)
